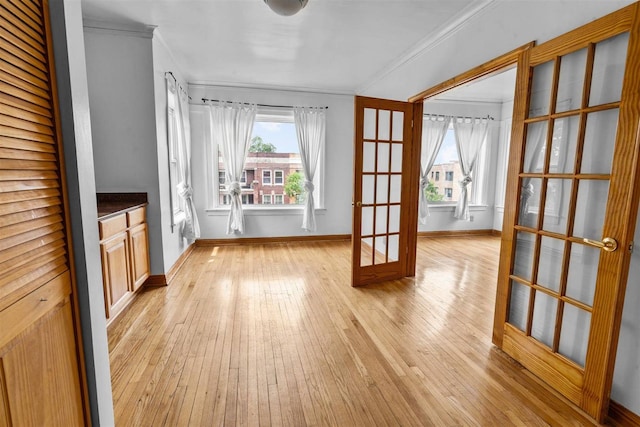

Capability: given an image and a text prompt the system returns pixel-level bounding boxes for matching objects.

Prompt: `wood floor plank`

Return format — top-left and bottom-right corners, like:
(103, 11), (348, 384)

(109, 237), (604, 426)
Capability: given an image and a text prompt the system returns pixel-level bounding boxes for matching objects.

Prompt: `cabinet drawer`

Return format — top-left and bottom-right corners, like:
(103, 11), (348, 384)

(127, 206), (146, 227)
(99, 214), (127, 240)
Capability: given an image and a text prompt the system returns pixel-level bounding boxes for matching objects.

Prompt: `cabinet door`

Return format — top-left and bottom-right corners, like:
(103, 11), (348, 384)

(101, 233), (131, 318)
(128, 222), (150, 292)
(0, 276), (84, 426)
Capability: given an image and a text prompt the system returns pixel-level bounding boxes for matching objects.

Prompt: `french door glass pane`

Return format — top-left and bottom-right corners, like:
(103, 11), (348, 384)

(390, 175), (402, 203)
(363, 142), (376, 172)
(391, 143), (403, 172)
(513, 231), (536, 281)
(376, 175), (388, 204)
(518, 177), (542, 228)
(360, 237), (373, 267)
(531, 291), (558, 348)
(523, 121), (548, 173)
(374, 236), (387, 264)
(529, 61), (554, 117)
(364, 108), (376, 140)
(389, 205), (400, 233)
(392, 111), (404, 141)
(566, 243), (599, 307)
(558, 304), (591, 367)
(388, 234), (399, 262)
(537, 236), (564, 292)
(508, 280), (530, 332)
(375, 206), (387, 235)
(542, 179), (572, 234)
(549, 116), (579, 174)
(572, 180), (610, 241)
(556, 48), (587, 112)
(361, 207), (373, 236)
(581, 109), (618, 174)
(589, 32), (629, 106)
(378, 110), (390, 140)
(362, 175), (374, 204)
(377, 143), (390, 172)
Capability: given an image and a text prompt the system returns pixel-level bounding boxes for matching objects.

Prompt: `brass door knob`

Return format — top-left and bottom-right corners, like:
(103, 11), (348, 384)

(583, 237), (618, 252)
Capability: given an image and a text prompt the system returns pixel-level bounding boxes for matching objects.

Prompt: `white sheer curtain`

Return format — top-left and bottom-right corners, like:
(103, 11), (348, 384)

(453, 117), (490, 220)
(209, 102), (257, 234)
(174, 81), (200, 243)
(419, 115), (451, 224)
(294, 106), (326, 232)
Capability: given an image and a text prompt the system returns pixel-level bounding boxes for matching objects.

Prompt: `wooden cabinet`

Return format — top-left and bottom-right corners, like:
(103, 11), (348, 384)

(99, 206), (150, 320)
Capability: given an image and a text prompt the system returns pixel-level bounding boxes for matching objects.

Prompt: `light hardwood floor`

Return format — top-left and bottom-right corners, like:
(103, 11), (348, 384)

(108, 236), (602, 426)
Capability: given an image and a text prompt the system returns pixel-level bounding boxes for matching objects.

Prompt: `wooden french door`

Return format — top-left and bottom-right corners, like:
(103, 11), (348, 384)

(351, 96), (421, 286)
(493, 3), (640, 422)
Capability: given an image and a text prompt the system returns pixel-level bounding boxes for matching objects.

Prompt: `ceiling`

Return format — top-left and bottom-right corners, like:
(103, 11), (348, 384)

(432, 67), (517, 103)
(80, 0), (494, 94)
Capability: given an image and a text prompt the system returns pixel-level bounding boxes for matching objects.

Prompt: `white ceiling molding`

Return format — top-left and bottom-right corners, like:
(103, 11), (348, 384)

(356, 0), (497, 96)
(188, 81), (354, 98)
(83, 18), (156, 39)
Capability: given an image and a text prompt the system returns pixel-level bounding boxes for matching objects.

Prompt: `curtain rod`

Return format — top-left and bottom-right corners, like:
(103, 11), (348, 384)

(424, 113), (494, 121)
(165, 71), (192, 100)
(201, 97), (328, 110)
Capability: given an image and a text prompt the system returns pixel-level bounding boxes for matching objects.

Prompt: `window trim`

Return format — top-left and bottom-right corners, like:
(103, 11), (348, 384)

(166, 88), (186, 226)
(274, 169), (284, 185)
(263, 194), (272, 204)
(262, 169), (272, 185)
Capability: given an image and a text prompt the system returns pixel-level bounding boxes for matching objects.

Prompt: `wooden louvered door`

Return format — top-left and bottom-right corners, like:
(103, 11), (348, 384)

(0, 0), (86, 425)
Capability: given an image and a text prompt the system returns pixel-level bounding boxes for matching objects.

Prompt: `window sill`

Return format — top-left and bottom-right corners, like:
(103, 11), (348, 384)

(206, 206), (326, 216)
(426, 204), (489, 212)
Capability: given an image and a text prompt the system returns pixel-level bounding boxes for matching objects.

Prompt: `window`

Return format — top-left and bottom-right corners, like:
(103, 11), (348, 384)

(262, 170), (272, 185)
(211, 107), (324, 209)
(167, 88), (185, 220)
(444, 188), (453, 199)
(274, 170), (284, 185)
(424, 124), (489, 205)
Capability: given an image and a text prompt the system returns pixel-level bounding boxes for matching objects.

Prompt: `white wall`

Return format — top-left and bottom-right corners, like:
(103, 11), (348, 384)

(151, 32), (190, 270)
(84, 27), (166, 275)
(612, 213), (640, 414)
(51, 1), (113, 424)
(189, 85), (353, 239)
(419, 99), (503, 232)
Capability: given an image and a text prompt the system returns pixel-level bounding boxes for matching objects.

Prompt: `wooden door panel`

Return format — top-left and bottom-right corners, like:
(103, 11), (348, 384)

(102, 233), (131, 318)
(0, 300), (84, 426)
(351, 96), (418, 287)
(129, 222), (150, 291)
(493, 3), (640, 421)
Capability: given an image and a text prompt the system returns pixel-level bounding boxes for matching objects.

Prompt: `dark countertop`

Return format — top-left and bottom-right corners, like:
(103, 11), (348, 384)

(97, 193), (148, 220)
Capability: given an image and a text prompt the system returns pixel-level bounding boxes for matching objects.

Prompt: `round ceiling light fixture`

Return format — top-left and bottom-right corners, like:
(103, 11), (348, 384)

(264, 0), (309, 16)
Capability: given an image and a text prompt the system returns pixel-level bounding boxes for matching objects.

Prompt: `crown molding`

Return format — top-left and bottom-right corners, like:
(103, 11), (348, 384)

(357, 0), (497, 95)
(83, 18), (156, 39)
(188, 81), (354, 98)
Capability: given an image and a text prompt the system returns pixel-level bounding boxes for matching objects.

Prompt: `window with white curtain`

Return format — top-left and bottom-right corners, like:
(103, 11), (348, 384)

(426, 123), (490, 205)
(210, 107), (323, 210)
(167, 88), (185, 220)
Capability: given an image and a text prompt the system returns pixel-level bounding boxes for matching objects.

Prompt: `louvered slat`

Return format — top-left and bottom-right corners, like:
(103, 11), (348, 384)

(0, 157), (56, 169)
(21, 0), (42, 19)
(0, 70), (49, 100)
(0, 169), (57, 181)
(0, 3), (43, 37)
(0, 137), (55, 154)
(0, 229), (63, 264)
(0, 147), (56, 160)
(0, 205), (60, 228)
(7, 0), (42, 29)
(0, 100), (52, 127)
(0, 27), (47, 65)
(0, 9), (44, 48)
(0, 258), (67, 312)
(0, 242), (65, 281)
(0, 195), (59, 216)
(0, 115), (52, 138)
(0, 213), (62, 243)
(0, 92), (51, 118)
(0, 188), (59, 207)
(0, 38), (47, 76)
(0, 179), (59, 193)
(0, 81), (51, 111)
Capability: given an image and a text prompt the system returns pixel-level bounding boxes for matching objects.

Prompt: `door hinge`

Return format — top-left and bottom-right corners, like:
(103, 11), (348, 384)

(629, 241), (634, 253)
(411, 119), (414, 128)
